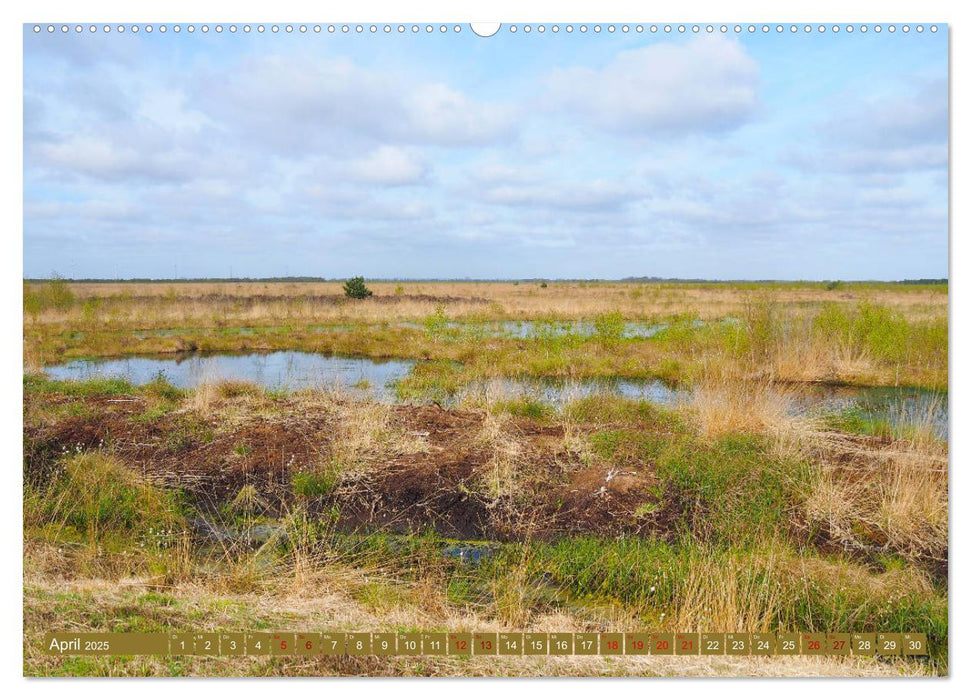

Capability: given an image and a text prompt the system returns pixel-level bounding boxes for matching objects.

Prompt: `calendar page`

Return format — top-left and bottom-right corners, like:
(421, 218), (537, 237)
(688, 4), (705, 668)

(21, 13), (949, 680)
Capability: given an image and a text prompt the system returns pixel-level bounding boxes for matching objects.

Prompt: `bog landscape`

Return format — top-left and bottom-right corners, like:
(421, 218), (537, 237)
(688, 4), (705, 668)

(23, 22), (949, 679)
(22, 277), (948, 676)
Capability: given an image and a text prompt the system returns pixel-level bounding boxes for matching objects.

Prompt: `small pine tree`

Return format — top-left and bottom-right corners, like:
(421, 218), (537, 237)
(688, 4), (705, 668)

(343, 276), (373, 299)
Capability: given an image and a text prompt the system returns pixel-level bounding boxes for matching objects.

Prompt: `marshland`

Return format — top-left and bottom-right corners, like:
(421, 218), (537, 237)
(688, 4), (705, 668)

(23, 278), (948, 676)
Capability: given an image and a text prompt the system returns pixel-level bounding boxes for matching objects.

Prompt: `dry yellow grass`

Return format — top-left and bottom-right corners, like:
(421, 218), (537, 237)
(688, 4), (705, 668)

(683, 373), (947, 565)
(802, 434), (948, 561)
(689, 380), (796, 439)
(26, 280), (948, 326)
(672, 548), (786, 632)
(23, 543), (935, 677)
(22, 330), (947, 677)
(473, 411), (527, 503)
(24, 279), (947, 392)
(686, 373), (820, 461)
(325, 398), (429, 478)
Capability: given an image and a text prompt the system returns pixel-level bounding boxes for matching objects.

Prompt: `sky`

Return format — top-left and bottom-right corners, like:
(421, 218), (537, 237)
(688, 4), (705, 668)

(23, 24), (948, 280)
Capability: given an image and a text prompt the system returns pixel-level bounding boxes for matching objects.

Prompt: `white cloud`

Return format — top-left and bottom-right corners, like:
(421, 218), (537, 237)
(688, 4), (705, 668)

(400, 83), (514, 146)
(545, 36), (760, 135)
(22, 30), (947, 280)
(820, 79), (947, 148)
(33, 136), (196, 182)
(478, 180), (640, 212)
(197, 55), (516, 151)
(346, 146), (428, 186)
(470, 162), (544, 185)
(791, 144), (947, 174)
(136, 89), (211, 133)
(789, 78), (947, 175)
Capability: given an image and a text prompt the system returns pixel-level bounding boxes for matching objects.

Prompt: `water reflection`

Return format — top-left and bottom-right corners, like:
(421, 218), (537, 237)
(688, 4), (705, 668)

(42, 352), (946, 439)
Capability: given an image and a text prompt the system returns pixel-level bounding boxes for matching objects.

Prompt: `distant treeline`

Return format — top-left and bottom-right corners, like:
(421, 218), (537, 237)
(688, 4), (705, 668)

(619, 276), (948, 285)
(24, 276), (949, 285)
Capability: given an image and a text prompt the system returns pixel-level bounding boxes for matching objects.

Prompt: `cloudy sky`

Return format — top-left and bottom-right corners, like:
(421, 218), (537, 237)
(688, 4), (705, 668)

(23, 25), (948, 280)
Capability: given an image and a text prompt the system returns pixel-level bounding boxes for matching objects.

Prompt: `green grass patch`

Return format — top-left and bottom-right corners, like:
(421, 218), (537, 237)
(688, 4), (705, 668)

(493, 397), (553, 421)
(657, 433), (803, 541)
(394, 360), (462, 403)
(24, 452), (185, 543)
(134, 402), (177, 423)
(25, 373), (136, 398)
(564, 395), (685, 429)
(143, 374), (184, 401)
(291, 466), (340, 498)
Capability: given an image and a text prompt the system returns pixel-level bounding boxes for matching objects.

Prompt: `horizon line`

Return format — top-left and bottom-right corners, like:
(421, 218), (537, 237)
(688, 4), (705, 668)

(23, 276), (949, 285)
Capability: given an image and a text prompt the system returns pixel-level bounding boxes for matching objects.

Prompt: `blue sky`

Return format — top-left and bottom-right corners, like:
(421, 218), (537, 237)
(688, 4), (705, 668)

(23, 25), (948, 280)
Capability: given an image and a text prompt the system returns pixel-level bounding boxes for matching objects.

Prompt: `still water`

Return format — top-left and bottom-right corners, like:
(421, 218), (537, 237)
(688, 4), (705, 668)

(44, 352), (414, 401)
(43, 351), (946, 438)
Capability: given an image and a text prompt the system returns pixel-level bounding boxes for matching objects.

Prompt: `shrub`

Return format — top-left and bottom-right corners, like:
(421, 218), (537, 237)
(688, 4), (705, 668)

(854, 302), (909, 363)
(343, 276), (373, 299)
(813, 302), (930, 365)
(23, 274), (76, 315)
(740, 299), (780, 361)
(594, 311), (626, 345)
(81, 298), (100, 322)
(813, 303), (852, 343)
(423, 305), (450, 338)
(44, 275), (76, 310)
